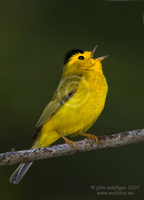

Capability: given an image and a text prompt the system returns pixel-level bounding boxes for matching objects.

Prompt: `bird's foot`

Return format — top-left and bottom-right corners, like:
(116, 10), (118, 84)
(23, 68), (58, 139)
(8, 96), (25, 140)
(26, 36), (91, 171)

(75, 133), (99, 145)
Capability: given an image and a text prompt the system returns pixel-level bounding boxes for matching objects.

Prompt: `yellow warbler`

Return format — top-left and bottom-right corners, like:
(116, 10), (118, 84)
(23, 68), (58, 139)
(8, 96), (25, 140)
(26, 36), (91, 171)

(9, 46), (108, 184)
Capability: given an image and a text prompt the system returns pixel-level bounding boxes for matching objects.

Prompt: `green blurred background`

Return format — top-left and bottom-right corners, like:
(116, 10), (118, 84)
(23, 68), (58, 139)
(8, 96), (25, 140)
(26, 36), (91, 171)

(0, 1), (144, 200)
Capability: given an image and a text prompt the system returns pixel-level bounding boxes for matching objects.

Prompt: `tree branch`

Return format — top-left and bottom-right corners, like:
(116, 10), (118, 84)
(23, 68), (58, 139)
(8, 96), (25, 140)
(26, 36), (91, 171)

(0, 128), (144, 167)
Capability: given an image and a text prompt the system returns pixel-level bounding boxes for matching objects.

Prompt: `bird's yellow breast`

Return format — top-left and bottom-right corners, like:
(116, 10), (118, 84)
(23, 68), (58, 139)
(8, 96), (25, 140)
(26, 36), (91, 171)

(42, 70), (108, 135)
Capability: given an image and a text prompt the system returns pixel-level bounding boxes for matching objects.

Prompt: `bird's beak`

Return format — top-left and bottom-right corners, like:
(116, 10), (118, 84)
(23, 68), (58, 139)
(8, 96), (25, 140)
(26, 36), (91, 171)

(96, 55), (108, 61)
(90, 45), (108, 61)
(90, 45), (98, 58)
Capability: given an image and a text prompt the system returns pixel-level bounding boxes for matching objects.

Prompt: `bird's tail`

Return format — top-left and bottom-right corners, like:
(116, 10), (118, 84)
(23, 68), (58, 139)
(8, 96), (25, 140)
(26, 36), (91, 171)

(9, 162), (33, 184)
(9, 130), (61, 184)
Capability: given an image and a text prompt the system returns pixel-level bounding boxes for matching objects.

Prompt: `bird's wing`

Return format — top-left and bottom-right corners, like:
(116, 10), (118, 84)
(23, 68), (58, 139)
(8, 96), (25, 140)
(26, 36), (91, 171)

(31, 74), (83, 140)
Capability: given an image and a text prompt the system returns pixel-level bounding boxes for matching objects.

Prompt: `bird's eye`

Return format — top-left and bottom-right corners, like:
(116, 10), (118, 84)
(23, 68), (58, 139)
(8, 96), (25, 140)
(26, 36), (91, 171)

(78, 56), (84, 60)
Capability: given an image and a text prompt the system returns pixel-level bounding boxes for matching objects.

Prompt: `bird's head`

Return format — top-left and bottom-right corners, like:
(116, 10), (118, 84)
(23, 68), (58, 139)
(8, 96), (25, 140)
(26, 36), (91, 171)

(63, 46), (108, 76)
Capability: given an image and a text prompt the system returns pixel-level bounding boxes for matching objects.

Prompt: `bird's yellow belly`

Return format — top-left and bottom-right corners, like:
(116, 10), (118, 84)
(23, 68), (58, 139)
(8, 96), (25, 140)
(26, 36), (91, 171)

(34, 74), (108, 148)
(43, 80), (107, 135)
(53, 95), (97, 134)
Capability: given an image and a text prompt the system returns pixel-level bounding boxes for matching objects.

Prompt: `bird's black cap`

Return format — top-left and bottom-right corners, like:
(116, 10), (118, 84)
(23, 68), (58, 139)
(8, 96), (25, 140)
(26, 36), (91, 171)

(64, 49), (83, 64)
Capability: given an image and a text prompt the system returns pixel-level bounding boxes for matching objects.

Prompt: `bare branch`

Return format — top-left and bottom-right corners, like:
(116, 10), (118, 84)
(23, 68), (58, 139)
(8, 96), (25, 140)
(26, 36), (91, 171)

(0, 129), (144, 167)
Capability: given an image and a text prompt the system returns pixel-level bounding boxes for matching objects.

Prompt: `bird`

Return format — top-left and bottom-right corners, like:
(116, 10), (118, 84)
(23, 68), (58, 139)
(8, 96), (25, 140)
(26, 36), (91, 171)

(9, 45), (108, 184)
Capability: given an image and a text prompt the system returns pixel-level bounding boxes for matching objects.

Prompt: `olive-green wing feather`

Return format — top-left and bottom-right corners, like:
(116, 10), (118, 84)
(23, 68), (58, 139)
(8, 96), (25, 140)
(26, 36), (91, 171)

(31, 74), (82, 140)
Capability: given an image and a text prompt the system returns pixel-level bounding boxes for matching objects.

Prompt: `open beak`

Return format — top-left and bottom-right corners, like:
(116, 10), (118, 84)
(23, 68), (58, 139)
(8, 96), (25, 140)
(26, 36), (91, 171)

(90, 45), (108, 61)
